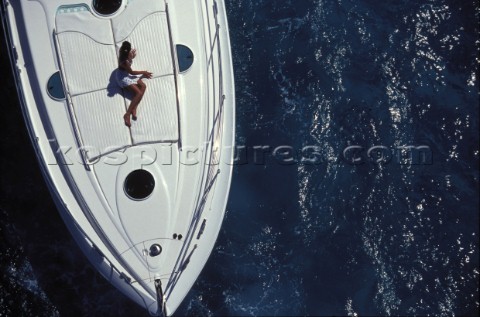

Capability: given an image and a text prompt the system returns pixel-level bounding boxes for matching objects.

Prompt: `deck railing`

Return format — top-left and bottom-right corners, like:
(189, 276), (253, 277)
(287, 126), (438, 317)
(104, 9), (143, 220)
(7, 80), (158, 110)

(165, 0), (227, 295)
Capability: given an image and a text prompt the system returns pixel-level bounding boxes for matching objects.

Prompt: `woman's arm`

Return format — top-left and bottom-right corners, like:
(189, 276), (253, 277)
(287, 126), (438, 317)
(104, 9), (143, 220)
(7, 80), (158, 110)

(120, 62), (152, 78)
(129, 70), (152, 78)
(130, 69), (153, 78)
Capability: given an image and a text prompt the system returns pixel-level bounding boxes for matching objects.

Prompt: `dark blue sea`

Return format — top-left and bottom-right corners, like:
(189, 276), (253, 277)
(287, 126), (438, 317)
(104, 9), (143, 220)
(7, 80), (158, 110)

(1, 0), (479, 316)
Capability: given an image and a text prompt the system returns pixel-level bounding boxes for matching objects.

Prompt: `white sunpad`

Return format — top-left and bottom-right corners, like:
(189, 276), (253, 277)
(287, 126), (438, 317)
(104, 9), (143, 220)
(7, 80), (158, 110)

(111, 0), (166, 44)
(54, 2), (179, 159)
(130, 75), (179, 144)
(56, 8), (117, 96)
(71, 89), (131, 159)
(56, 32), (117, 96)
(112, 1), (178, 144)
(114, 12), (174, 78)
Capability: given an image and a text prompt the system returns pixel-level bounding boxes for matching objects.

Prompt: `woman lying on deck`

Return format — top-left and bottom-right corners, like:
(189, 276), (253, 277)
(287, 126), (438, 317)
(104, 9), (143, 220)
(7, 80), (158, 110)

(116, 41), (153, 127)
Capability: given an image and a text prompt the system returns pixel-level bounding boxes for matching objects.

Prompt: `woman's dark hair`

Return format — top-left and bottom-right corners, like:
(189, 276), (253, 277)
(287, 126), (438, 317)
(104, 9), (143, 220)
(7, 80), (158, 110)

(119, 41), (132, 63)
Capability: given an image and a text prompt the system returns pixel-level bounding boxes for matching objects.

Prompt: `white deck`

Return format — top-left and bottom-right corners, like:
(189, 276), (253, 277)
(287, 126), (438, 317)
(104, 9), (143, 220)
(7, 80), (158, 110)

(3, 0), (235, 315)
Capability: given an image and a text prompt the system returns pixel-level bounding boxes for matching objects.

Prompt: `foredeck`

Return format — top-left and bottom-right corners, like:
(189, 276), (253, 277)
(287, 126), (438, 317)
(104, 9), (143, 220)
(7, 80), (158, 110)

(55, 1), (179, 160)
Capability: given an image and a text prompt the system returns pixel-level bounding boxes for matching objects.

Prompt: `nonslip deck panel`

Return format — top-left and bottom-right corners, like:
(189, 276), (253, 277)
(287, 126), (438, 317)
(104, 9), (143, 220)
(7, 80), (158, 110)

(114, 12), (174, 79)
(130, 76), (179, 143)
(56, 31), (117, 96)
(70, 76), (179, 159)
(56, 7), (117, 96)
(111, 0), (166, 43)
(71, 90), (131, 159)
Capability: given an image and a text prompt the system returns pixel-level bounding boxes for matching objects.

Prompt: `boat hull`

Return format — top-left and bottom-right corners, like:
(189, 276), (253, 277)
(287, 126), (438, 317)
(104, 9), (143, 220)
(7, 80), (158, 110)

(1, 0), (235, 315)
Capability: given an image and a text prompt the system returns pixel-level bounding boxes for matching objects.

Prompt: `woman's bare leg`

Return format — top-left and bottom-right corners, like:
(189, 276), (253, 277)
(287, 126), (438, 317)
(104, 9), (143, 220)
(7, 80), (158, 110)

(123, 83), (144, 127)
(132, 79), (146, 120)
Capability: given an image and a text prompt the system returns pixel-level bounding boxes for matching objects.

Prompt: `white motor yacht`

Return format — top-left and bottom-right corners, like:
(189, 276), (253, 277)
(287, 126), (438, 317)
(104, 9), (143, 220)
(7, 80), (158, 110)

(1, 0), (235, 315)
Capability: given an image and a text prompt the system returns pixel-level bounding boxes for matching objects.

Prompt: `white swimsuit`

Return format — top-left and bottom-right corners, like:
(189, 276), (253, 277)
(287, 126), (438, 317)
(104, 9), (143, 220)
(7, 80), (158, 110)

(116, 59), (140, 88)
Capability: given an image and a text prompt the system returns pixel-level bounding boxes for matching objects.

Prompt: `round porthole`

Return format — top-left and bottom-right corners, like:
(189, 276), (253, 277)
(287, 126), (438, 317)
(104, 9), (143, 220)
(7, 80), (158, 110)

(124, 169), (155, 200)
(47, 72), (65, 100)
(92, 0), (122, 15)
(176, 45), (194, 73)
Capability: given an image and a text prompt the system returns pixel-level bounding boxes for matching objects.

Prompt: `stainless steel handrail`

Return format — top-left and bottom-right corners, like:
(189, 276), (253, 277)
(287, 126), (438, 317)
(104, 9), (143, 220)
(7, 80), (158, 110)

(166, 0), (227, 296)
